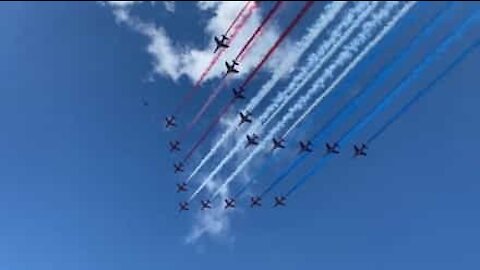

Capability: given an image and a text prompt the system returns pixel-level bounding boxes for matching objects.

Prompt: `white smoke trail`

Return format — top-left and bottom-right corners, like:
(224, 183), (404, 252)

(190, 1), (381, 200)
(261, 1), (382, 127)
(212, 1), (416, 198)
(282, 1), (416, 137)
(186, 1), (348, 184)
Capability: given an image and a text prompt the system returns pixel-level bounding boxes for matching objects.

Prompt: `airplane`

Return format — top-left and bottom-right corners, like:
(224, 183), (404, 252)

(179, 201), (189, 212)
(176, 182), (188, 193)
(353, 144), (368, 157)
(165, 115), (176, 128)
(273, 196), (286, 207)
(225, 60), (240, 74)
(245, 133), (259, 148)
(325, 142), (340, 155)
(232, 87), (246, 100)
(250, 196), (262, 207)
(224, 198), (236, 209)
(173, 162), (184, 173)
(238, 111), (252, 126)
(142, 99), (149, 106)
(299, 140), (313, 153)
(272, 137), (285, 151)
(214, 34), (229, 53)
(200, 199), (212, 210)
(169, 140), (180, 152)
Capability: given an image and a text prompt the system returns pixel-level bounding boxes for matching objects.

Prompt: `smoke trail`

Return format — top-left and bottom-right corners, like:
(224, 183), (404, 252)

(287, 16), (479, 197)
(262, 2), (453, 197)
(227, 0), (385, 199)
(188, 76), (230, 130)
(183, 1), (315, 165)
(191, 3), (257, 89)
(337, 11), (479, 146)
(367, 42), (479, 145)
(190, 1), (375, 184)
(186, 3), (260, 127)
(261, 1), (380, 128)
(225, 1), (252, 36)
(235, 1), (284, 61)
(174, 3), (257, 116)
(188, 1), (283, 127)
(209, 2), (414, 200)
(186, 1), (347, 183)
(281, 2), (424, 136)
(232, 0), (422, 199)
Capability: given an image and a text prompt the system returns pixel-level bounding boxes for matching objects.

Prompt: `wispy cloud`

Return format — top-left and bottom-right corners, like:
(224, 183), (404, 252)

(163, 1), (175, 13)
(104, 1), (285, 84)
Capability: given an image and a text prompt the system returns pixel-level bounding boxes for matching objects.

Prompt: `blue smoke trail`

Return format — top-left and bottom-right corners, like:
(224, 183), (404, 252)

(337, 12), (479, 146)
(286, 23), (479, 198)
(234, 2), (424, 198)
(258, 2), (455, 198)
(366, 44), (479, 145)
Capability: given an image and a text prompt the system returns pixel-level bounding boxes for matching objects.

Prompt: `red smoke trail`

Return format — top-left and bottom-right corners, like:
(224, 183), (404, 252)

(173, 2), (256, 116)
(184, 4), (258, 128)
(192, 2), (257, 89)
(241, 1), (315, 88)
(225, 1), (251, 36)
(187, 75), (229, 131)
(235, 1), (283, 61)
(183, 1), (315, 163)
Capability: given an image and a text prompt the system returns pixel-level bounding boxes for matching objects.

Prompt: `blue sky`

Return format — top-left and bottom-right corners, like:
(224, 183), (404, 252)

(0, 1), (479, 269)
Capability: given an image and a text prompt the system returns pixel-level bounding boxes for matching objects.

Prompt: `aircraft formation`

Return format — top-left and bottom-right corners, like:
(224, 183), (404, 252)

(136, 2), (477, 213)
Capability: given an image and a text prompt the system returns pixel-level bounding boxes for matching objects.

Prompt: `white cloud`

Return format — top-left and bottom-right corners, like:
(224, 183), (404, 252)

(105, 1), (288, 85)
(105, 1), (142, 8)
(163, 1), (175, 13)
(103, 0), (295, 244)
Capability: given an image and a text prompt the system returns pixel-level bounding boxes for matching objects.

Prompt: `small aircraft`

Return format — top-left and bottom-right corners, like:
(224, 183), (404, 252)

(299, 140), (313, 153)
(176, 182), (188, 193)
(225, 60), (240, 74)
(169, 140), (180, 152)
(142, 99), (149, 106)
(245, 133), (259, 148)
(232, 87), (246, 100)
(224, 198), (236, 209)
(214, 34), (229, 53)
(272, 137), (285, 151)
(250, 196), (262, 207)
(165, 115), (176, 128)
(200, 199), (212, 210)
(353, 144), (367, 157)
(179, 201), (189, 212)
(173, 162), (184, 173)
(273, 196), (286, 207)
(238, 111), (252, 126)
(325, 142), (340, 155)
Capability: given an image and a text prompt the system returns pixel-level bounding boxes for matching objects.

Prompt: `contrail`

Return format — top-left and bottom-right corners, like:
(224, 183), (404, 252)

(286, 15), (479, 198)
(190, 0), (371, 196)
(174, 2), (257, 116)
(183, 1), (315, 164)
(186, 1), (348, 183)
(209, 2), (414, 200)
(261, 2), (453, 197)
(261, 1), (380, 128)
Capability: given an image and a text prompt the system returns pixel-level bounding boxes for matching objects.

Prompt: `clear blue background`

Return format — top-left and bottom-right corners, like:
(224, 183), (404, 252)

(0, 2), (479, 269)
